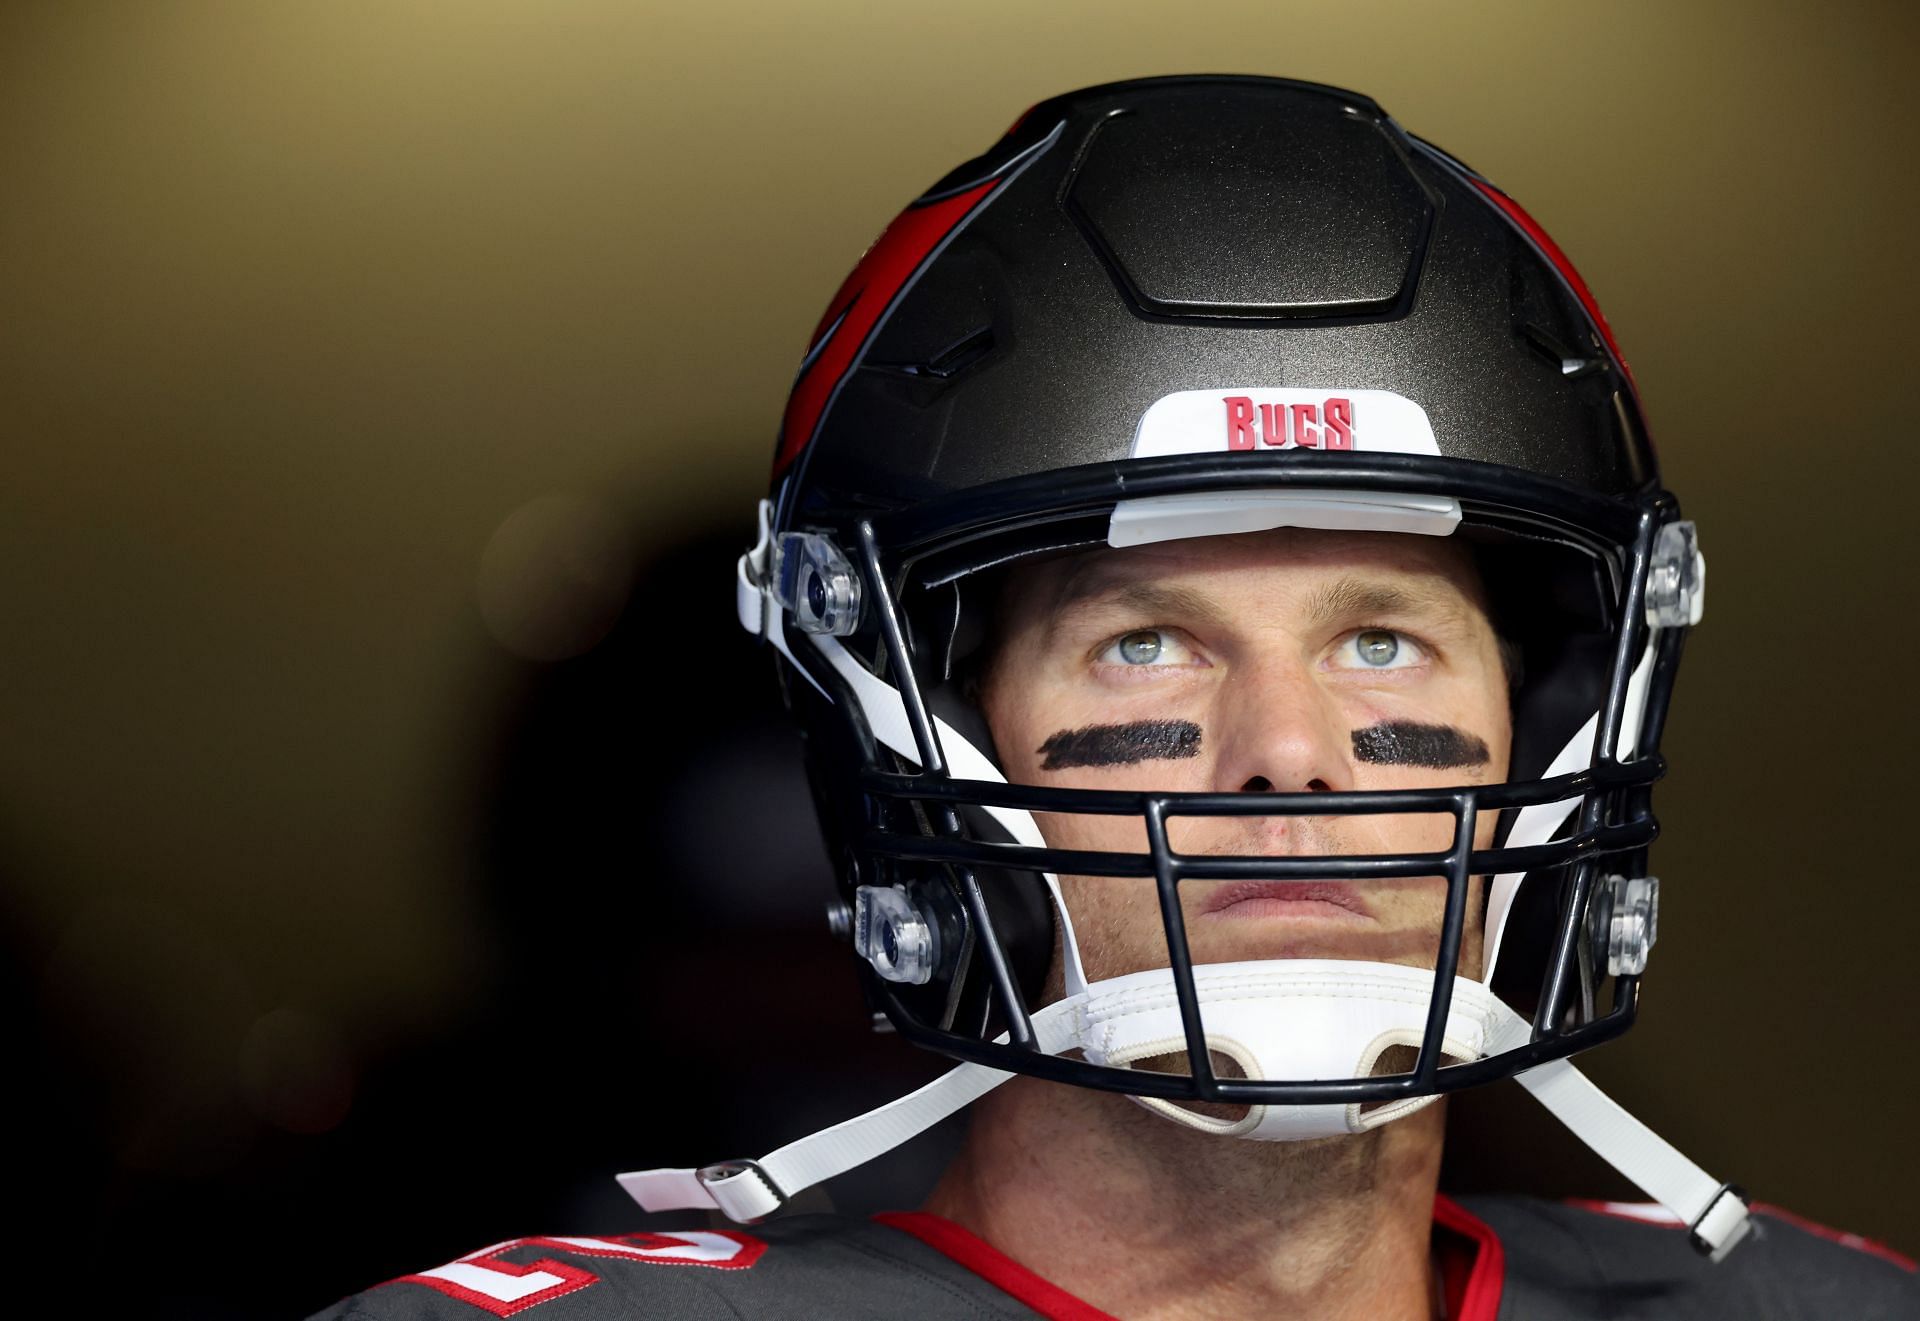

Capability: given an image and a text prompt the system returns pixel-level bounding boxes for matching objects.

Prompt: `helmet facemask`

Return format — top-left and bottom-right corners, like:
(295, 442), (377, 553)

(766, 450), (1691, 1141)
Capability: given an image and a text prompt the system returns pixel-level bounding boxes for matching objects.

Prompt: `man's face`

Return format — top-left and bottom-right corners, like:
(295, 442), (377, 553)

(980, 527), (1511, 989)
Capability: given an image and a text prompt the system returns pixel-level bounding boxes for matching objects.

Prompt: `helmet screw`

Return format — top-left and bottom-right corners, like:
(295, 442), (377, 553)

(1604, 875), (1660, 976)
(1645, 521), (1704, 628)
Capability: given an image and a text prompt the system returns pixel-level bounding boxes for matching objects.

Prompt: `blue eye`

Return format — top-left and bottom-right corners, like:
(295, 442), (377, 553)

(1358, 630), (1398, 666)
(1096, 629), (1197, 668)
(1337, 629), (1423, 670)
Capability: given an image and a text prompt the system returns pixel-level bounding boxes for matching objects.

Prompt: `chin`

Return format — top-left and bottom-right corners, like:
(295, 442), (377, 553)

(1187, 926), (1446, 968)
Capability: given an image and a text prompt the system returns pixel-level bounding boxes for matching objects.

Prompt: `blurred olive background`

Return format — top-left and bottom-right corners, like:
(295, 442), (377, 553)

(4, 1), (1916, 1314)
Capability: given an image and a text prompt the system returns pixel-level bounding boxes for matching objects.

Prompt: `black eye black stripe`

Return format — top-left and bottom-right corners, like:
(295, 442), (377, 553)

(1038, 720), (1202, 770)
(1350, 721), (1489, 769)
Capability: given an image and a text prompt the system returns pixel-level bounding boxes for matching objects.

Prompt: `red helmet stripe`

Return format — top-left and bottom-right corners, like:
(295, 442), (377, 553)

(1469, 178), (1635, 387)
(775, 179), (998, 477)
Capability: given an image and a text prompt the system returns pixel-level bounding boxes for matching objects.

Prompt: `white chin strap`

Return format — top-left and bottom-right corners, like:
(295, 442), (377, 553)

(617, 957), (1751, 1261)
(1082, 961), (1500, 1140)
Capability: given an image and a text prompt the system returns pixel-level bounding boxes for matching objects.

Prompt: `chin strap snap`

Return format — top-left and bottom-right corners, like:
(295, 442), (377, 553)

(616, 965), (1752, 1260)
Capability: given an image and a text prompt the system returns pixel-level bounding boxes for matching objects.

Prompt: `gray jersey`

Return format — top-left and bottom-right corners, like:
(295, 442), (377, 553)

(309, 1215), (1060, 1320)
(310, 1197), (1918, 1320)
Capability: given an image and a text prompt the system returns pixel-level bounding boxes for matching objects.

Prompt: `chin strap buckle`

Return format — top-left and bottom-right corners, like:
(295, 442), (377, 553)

(696, 1159), (787, 1224)
(1689, 1182), (1753, 1261)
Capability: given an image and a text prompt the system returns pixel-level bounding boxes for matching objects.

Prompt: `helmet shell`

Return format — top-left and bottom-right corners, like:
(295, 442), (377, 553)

(778, 75), (1654, 527)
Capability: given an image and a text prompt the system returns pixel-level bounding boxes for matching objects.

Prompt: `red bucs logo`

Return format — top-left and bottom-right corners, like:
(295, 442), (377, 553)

(1130, 387), (1431, 461)
(1223, 395), (1354, 450)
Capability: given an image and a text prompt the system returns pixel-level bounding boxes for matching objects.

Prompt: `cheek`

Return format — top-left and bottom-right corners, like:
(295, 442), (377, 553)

(1056, 873), (1168, 975)
(989, 695), (1045, 784)
(1482, 692), (1514, 782)
(983, 662), (1064, 784)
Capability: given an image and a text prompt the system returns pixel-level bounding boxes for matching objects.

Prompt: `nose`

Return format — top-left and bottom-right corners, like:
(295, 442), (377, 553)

(1207, 654), (1352, 796)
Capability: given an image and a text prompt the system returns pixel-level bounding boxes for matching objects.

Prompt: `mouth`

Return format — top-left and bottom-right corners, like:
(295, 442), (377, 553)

(1196, 880), (1375, 923)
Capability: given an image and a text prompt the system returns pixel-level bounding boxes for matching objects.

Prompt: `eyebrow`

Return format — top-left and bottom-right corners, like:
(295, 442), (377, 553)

(1050, 575), (1233, 631)
(1297, 576), (1475, 633)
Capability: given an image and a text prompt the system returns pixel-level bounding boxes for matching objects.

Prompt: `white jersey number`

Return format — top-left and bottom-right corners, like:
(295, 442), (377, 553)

(397, 1229), (764, 1316)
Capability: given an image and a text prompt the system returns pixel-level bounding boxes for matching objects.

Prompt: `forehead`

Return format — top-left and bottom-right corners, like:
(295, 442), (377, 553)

(1020, 526), (1491, 622)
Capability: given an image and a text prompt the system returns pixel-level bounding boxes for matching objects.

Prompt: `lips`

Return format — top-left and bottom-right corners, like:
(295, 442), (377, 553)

(1196, 880), (1375, 922)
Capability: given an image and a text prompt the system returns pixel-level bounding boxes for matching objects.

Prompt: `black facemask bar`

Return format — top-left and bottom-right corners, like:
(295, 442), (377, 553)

(779, 451), (1685, 1109)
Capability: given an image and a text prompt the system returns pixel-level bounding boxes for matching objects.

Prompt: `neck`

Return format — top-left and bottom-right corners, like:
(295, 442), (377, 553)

(923, 1076), (1446, 1321)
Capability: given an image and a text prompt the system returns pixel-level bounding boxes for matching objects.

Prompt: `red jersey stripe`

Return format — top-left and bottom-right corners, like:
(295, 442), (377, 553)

(878, 1197), (1503, 1321)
